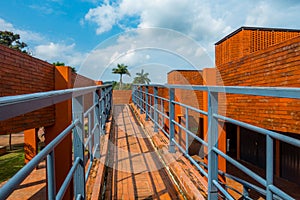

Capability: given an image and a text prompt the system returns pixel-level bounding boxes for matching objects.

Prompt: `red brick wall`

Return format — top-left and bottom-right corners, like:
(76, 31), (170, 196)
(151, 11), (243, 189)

(113, 90), (132, 104)
(167, 70), (204, 130)
(216, 35), (300, 133)
(71, 72), (98, 111)
(0, 45), (55, 134)
(216, 28), (300, 66)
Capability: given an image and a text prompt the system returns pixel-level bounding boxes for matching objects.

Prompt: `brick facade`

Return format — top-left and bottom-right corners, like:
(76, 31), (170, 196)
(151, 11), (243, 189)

(216, 31), (300, 133)
(0, 45), (100, 134)
(0, 45), (55, 134)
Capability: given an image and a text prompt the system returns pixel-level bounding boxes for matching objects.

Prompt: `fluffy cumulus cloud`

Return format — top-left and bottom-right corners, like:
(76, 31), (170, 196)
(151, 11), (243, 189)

(34, 42), (86, 67)
(81, 0), (300, 83)
(77, 27), (214, 83)
(0, 18), (84, 68)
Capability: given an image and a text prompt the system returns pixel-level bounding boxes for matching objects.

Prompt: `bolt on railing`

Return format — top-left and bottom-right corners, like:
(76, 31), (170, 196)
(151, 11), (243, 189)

(132, 84), (300, 200)
(0, 84), (112, 200)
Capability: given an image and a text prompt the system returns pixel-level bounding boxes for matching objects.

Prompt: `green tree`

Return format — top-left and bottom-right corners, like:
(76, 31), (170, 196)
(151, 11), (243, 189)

(112, 64), (131, 89)
(0, 31), (28, 53)
(133, 69), (151, 84)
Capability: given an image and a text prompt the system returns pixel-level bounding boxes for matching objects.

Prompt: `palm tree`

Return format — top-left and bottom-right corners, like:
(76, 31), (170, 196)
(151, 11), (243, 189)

(133, 69), (151, 84)
(112, 64), (131, 89)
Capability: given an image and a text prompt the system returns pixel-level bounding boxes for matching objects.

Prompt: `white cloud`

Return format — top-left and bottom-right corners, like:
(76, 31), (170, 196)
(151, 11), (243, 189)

(78, 28), (213, 83)
(0, 18), (44, 43)
(34, 42), (86, 67)
(85, 4), (118, 34)
(0, 18), (85, 68)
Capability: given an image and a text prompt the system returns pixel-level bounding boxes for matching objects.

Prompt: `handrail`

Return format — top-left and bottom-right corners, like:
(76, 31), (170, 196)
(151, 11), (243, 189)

(0, 84), (113, 200)
(0, 84), (112, 121)
(132, 84), (299, 200)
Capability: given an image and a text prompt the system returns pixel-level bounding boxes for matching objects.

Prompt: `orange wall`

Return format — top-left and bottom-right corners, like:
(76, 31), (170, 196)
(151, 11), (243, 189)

(216, 33), (300, 133)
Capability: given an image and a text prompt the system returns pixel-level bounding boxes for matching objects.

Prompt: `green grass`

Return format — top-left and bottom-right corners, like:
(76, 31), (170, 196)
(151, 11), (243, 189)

(0, 149), (25, 182)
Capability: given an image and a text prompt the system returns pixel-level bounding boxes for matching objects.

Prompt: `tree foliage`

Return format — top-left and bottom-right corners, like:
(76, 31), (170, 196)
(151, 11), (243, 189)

(133, 69), (151, 84)
(0, 31), (28, 53)
(112, 64), (131, 89)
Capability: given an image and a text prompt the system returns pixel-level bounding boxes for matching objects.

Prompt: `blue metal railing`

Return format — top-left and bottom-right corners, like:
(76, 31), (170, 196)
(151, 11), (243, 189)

(0, 84), (112, 200)
(132, 84), (300, 200)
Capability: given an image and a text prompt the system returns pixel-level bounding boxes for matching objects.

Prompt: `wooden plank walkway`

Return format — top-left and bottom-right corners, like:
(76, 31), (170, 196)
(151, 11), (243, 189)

(104, 105), (183, 200)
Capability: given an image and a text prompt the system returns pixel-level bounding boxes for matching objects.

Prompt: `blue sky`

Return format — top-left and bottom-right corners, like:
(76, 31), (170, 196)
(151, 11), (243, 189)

(1, 0), (300, 83)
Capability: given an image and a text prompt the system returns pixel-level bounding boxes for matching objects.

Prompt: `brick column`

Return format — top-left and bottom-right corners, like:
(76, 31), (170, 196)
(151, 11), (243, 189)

(45, 66), (73, 199)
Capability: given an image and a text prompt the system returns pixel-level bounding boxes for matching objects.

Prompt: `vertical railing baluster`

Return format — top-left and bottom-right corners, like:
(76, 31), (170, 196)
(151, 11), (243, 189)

(88, 112), (93, 161)
(47, 151), (56, 200)
(140, 86), (143, 114)
(161, 99), (164, 130)
(100, 88), (106, 134)
(185, 107), (189, 154)
(94, 89), (100, 158)
(145, 86), (149, 120)
(169, 88), (175, 153)
(266, 135), (274, 200)
(154, 87), (158, 132)
(207, 91), (218, 200)
(72, 95), (86, 199)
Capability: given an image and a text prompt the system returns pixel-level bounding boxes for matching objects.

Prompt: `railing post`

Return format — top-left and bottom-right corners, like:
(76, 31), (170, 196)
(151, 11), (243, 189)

(145, 86), (149, 120)
(100, 88), (106, 134)
(161, 99), (164, 130)
(88, 112), (93, 161)
(207, 91), (218, 200)
(169, 88), (175, 153)
(94, 89), (101, 158)
(243, 186), (249, 200)
(154, 87), (158, 132)
(47, 151), (56, 200)
(140, 86), (143, 114)
(72, 95), (86, 199)
(132, 85), (136, 104)
(266, 135), (274, 200)
(185, 107), (189, 154)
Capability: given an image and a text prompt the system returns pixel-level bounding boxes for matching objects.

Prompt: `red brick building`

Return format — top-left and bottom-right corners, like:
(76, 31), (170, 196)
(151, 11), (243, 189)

(166, 27), (300, 187)
(215, 27), (300, 185)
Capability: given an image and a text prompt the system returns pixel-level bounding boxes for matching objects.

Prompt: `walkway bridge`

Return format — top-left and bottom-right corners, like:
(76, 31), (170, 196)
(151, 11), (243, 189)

(0, 84), (299, 200)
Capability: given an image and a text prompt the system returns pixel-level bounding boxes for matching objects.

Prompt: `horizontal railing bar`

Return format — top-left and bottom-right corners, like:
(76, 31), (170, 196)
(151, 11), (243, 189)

(84, 103), (96, 117)
(136, 84), (300, 99)
(84, 124), (99, 149)
(0, 84), (112, 121)
(85, 160), (94, 181)
(164, 85), (300, 99)
(212, 180), (235, 200)
(269, 185), (294, 200)
(156, 109), (169, 119)
(92, 144), (99, 158)
(172, 119), (208, 146)
(214, 114), (300, 148)
(212, 147), (266, 186)
(0, 119), (79, 199)
(157, 95), (169, 102)
(172, 101), (208, 116)
(172, 138), (208, 177)
(219, 171), (267, 196)
(56, 157), (82, 200)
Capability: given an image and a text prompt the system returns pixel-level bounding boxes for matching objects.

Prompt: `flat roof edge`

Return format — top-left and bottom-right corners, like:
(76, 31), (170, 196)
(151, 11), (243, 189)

(215, 26), (300, 45)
